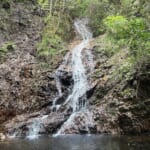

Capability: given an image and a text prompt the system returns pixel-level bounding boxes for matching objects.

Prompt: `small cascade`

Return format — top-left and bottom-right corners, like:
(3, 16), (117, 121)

(55, 52), (71, 97)
(27, 115), (48, 139)
(54, 110), (93, 136)
(27, 119), (41, 139)
(52, 97), (61, 112)
(55, 18), (94, 136)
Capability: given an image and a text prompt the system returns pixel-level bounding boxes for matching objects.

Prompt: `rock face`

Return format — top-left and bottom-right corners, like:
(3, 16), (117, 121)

(89, 43), (150, 135)
(0, 0), (150, 138)
(0, 0), (59, 128)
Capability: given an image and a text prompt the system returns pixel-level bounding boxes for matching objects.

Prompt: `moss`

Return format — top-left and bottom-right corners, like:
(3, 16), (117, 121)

(94, 35), (123, 58)
(103, 15), (129, 39)
(121, 88), (134, 97)
(0, 42), (15, 63)
(0, 42), (16, 57)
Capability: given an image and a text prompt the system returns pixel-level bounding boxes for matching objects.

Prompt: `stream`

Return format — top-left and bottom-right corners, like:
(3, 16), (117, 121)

(54, 18), (94, 136)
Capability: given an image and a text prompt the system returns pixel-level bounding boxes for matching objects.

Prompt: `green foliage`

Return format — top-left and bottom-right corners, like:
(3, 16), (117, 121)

(104, 15), (149, 61)
(95, 35), (121, 58)
(1, 0), (10, 3)
(36, 0), (150, 71)
(37, 34), (61, 58)
(44, 15), (68, 39)
(0, 42), (16, 61)
(128, 18), (150, 60)
(111, 56), (135, 82)
(65, 0), (92, 18)
(129, 18), (147, 37)
(103, 15), (129, 39)
(86, 0), (110, 36)
(37, 0), (48, 7)
(36, 1), (72, 61)
(0, 42), (15, 55)
(37, 17), (65, 60)
(121, 88), (134, 98)
(117, 60), (133, 79)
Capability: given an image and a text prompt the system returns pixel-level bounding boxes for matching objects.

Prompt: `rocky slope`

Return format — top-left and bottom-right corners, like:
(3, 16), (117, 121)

(0, 0), (150, 139)
(89, 36), (150, 134)
(0, 0), (61, 131)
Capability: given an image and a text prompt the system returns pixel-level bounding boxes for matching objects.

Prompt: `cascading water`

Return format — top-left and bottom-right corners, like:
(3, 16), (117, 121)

(27, 115), (48, 139)
(64, 19), (92, 111)
(54, 18), (94, 136)
(7, 18), (94, 139)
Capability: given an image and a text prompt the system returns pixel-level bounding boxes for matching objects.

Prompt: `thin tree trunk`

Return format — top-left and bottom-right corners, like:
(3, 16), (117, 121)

(49, 0), (53, 16)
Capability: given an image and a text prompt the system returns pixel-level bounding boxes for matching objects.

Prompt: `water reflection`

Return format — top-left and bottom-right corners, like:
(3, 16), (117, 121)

(0, 135), (149, 150)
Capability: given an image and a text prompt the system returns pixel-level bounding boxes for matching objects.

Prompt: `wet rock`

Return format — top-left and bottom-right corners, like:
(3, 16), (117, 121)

(39, 83), (57, 96)
(109, 101), (118, 108)
(0, 109), (16, 124)
(55, 95), (66, 105)
(119, 106), (129, 113)
(86, 80), (98, 99)
(47, 73), (55, 81)
(2, 2), (10, 9)
(79, 128), (88, 134)
(137, 78), (150, 99)
(144, 99), (150, 105)
(45, 114), (67, 133)
(56, 70), (73, 86)
(118, 114), (133, 134)
(89, 125), (97, 134)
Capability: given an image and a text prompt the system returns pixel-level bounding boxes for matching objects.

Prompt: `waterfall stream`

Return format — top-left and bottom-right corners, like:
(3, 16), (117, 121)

(54, 19), (94, 136)
(64, 19), (92, 111)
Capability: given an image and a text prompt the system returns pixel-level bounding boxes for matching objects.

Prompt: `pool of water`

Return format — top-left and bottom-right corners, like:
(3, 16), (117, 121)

(0, 135), (150, 150)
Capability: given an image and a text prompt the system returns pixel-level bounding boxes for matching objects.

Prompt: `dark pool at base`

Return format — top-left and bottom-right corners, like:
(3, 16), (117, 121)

(0, 135), (150, 150)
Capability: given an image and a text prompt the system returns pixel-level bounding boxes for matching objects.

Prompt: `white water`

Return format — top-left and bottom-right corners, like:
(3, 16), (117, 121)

(54, 110), (93, 136)
(64, 19), (92, 112)
(27, 115), (48, 140)
(55, 19), (94, 136)
(27, 120), (41, 139)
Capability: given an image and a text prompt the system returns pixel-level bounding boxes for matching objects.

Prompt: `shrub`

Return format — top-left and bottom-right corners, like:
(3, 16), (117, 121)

(103, 15), (129, 39)
(0, 42), (15, 56)
(36, 4), (72, 61)
(104, 15), (149, 59)
(128, 18), (149, 60)
(86, 0), (110, 36)
(0, 42), (16, 62)
(37, 28), (64, 61)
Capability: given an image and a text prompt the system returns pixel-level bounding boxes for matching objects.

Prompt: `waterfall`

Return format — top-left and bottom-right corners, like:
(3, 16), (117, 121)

(54, 18), (94, 136)
(8, 18), (94, 139)
(64, 19), (92, 111)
